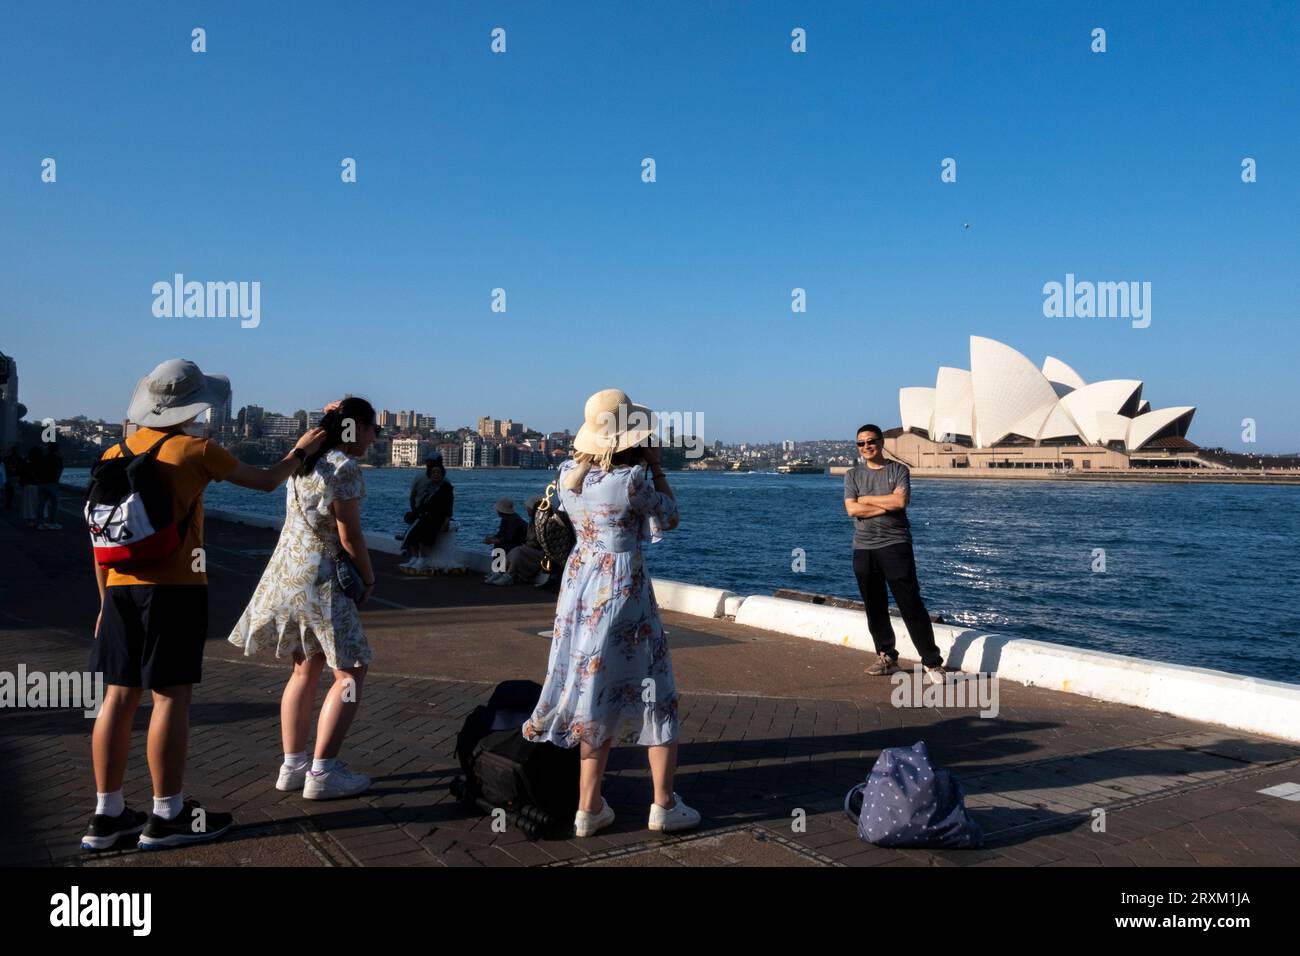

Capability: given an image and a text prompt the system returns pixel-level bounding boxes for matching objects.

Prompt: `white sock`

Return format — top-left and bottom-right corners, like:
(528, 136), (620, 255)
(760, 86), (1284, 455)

(311, 757), (337, 774)
(153, 793), (184, 820)
(283, 751), (309, 771)
(95, 790), (125, 818)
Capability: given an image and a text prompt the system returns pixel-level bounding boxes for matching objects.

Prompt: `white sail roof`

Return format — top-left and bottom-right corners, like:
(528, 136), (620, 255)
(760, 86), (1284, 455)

(970, 336), (1060, 447)
(1127, 406), (1195, 450)
(899, 387), (936, 436)
(898, 337), (1195, 451)
(1059, 380), (1144, 444)
(1042, 356), (1087, 392)
(932, 367), (974, 440)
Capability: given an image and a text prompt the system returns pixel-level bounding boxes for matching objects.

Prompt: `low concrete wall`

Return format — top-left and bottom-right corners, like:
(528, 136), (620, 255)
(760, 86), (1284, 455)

(651, 579), (738, 619)
(735, 595), (1300, 743)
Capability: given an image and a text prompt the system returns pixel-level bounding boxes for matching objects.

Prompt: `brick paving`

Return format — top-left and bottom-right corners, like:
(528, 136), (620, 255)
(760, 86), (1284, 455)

(2, 503), (1299, 867)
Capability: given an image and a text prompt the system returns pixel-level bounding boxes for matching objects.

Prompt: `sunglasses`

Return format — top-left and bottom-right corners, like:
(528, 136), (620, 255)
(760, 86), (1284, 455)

(856, 438), (880, 447)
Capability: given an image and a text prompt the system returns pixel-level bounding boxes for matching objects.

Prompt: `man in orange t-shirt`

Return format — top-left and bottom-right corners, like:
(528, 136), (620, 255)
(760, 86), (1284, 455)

(83, 359), (324, 853)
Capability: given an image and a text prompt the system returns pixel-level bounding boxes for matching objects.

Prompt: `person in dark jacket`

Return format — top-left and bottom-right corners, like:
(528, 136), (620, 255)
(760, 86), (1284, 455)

(482, 497), (526, 583)
(2, 447), (20, 509)
(489, 495), (546, 586)
(36, 442), (64, 529)
(20, 446), (42, 528)
(399, 454), (454, 572)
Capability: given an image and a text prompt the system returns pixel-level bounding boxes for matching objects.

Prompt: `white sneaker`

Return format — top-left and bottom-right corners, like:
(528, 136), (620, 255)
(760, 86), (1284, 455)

(648, 793), (701, 833)
(276, 763), (308, 791)
(574, 798), (615, 837)
(303, 761), (371, 800)
(925, 664), (950, 686)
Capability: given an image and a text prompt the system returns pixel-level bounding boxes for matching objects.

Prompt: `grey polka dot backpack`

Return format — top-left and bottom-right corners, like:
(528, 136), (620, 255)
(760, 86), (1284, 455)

(844, 740), (983, 848)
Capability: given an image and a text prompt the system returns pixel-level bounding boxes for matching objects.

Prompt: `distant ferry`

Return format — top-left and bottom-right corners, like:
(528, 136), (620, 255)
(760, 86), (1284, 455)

(778, 459), (823, 475)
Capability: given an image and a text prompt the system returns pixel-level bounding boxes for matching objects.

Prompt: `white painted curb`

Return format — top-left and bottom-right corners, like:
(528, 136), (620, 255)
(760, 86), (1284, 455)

(735, 595), (1300, 743)
(651, 579), (739, 619)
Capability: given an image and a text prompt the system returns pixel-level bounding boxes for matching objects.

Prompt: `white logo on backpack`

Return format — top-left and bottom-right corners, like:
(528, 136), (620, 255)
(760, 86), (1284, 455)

(87, 493), (156, 548)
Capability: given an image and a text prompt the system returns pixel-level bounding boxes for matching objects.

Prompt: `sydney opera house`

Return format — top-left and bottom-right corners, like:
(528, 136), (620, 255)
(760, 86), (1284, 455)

(886, 336), (1201, 472)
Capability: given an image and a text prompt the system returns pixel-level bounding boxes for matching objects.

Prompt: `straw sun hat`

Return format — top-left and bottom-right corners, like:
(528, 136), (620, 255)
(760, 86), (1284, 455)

(565, 388), (658, 490)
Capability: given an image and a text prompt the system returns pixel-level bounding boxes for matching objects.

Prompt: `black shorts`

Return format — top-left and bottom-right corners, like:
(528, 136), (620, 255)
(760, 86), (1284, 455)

(90, 585), (209, 689)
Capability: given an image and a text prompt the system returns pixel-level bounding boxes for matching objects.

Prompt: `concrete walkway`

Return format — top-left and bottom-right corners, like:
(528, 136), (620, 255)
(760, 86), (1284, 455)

(2, 502), (1298, 867)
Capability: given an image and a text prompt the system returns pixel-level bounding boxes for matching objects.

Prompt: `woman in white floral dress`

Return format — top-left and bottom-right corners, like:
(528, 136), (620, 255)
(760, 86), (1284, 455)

(523, 389), (701, 837)
(229, 398), (379, 800)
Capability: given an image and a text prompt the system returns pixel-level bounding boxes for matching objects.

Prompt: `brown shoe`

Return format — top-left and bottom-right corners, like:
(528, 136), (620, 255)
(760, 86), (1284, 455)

(865, 653), (899, 676)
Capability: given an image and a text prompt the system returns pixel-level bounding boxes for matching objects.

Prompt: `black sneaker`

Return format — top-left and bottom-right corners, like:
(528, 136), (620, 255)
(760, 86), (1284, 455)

(81, 808), (148, 851)
(137, 800), (233, 850)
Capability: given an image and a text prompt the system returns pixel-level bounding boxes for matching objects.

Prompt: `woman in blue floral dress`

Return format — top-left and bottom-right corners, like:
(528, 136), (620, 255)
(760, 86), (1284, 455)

(523, 389), (701, 837)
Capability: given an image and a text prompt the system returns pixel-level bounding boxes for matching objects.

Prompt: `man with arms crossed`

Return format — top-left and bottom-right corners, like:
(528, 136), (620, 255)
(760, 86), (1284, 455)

(843, 424), (948, 684)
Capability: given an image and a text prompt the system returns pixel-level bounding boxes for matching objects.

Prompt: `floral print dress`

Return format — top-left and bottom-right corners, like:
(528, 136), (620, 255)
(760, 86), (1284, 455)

(228, 449), (372, 670)
(523, 460), (679, 749)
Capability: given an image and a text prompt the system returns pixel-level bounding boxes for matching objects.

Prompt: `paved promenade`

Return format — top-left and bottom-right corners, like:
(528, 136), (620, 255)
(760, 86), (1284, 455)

(2, 500), (1299, 867)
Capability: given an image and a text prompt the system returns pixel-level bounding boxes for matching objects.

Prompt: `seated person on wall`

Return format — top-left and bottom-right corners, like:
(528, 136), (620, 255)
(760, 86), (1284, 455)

(400, 454), (454, 573)
(487, 495), (545, 586)
(482, 496), (527, 580)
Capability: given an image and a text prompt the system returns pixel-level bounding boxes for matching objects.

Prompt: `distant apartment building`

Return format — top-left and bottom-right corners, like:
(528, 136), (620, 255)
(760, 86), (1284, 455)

(477, 416), (498, 438)
(240, 405), (264, 438)
(262, 413), (301, 439)
(306, 410), (324, 429)
(377, 409), (396, 430)
(499, 444), (521, 467)
(391, 436), (429, 468)
(417, 414), (436, 431)
(437, 441), (462, 467)
(462, 435), (482, 468)
(476, 442), (498, 467)
(210, 391), (233, 430)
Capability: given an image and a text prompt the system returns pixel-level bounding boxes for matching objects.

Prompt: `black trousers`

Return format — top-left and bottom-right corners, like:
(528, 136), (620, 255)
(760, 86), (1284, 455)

(852, 543), (943, 668)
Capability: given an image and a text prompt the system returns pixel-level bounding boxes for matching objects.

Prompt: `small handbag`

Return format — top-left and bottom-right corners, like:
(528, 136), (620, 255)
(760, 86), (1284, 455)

(533, 481), (575, 572)
(291, 476), (368, 603)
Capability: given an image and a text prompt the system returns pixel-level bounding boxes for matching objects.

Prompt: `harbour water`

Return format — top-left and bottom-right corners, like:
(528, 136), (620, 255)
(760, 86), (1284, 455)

(65, 468), (1300, 684)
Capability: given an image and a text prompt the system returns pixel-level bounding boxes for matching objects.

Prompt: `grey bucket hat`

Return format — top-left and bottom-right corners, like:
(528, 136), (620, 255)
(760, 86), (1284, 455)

(127, 359), (231, 428)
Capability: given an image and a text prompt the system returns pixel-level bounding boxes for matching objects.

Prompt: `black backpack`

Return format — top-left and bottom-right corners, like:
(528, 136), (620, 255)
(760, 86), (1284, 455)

(84, 433), (194, 568)
(450, 680), (580, 840)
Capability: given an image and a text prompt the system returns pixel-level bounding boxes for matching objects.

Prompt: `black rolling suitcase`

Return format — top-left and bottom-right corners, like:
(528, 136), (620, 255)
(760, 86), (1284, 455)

(450, 680), (580, 840)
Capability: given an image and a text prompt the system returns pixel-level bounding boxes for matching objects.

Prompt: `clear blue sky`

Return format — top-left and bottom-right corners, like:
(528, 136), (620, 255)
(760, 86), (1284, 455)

(2, 1), (1297, 450)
